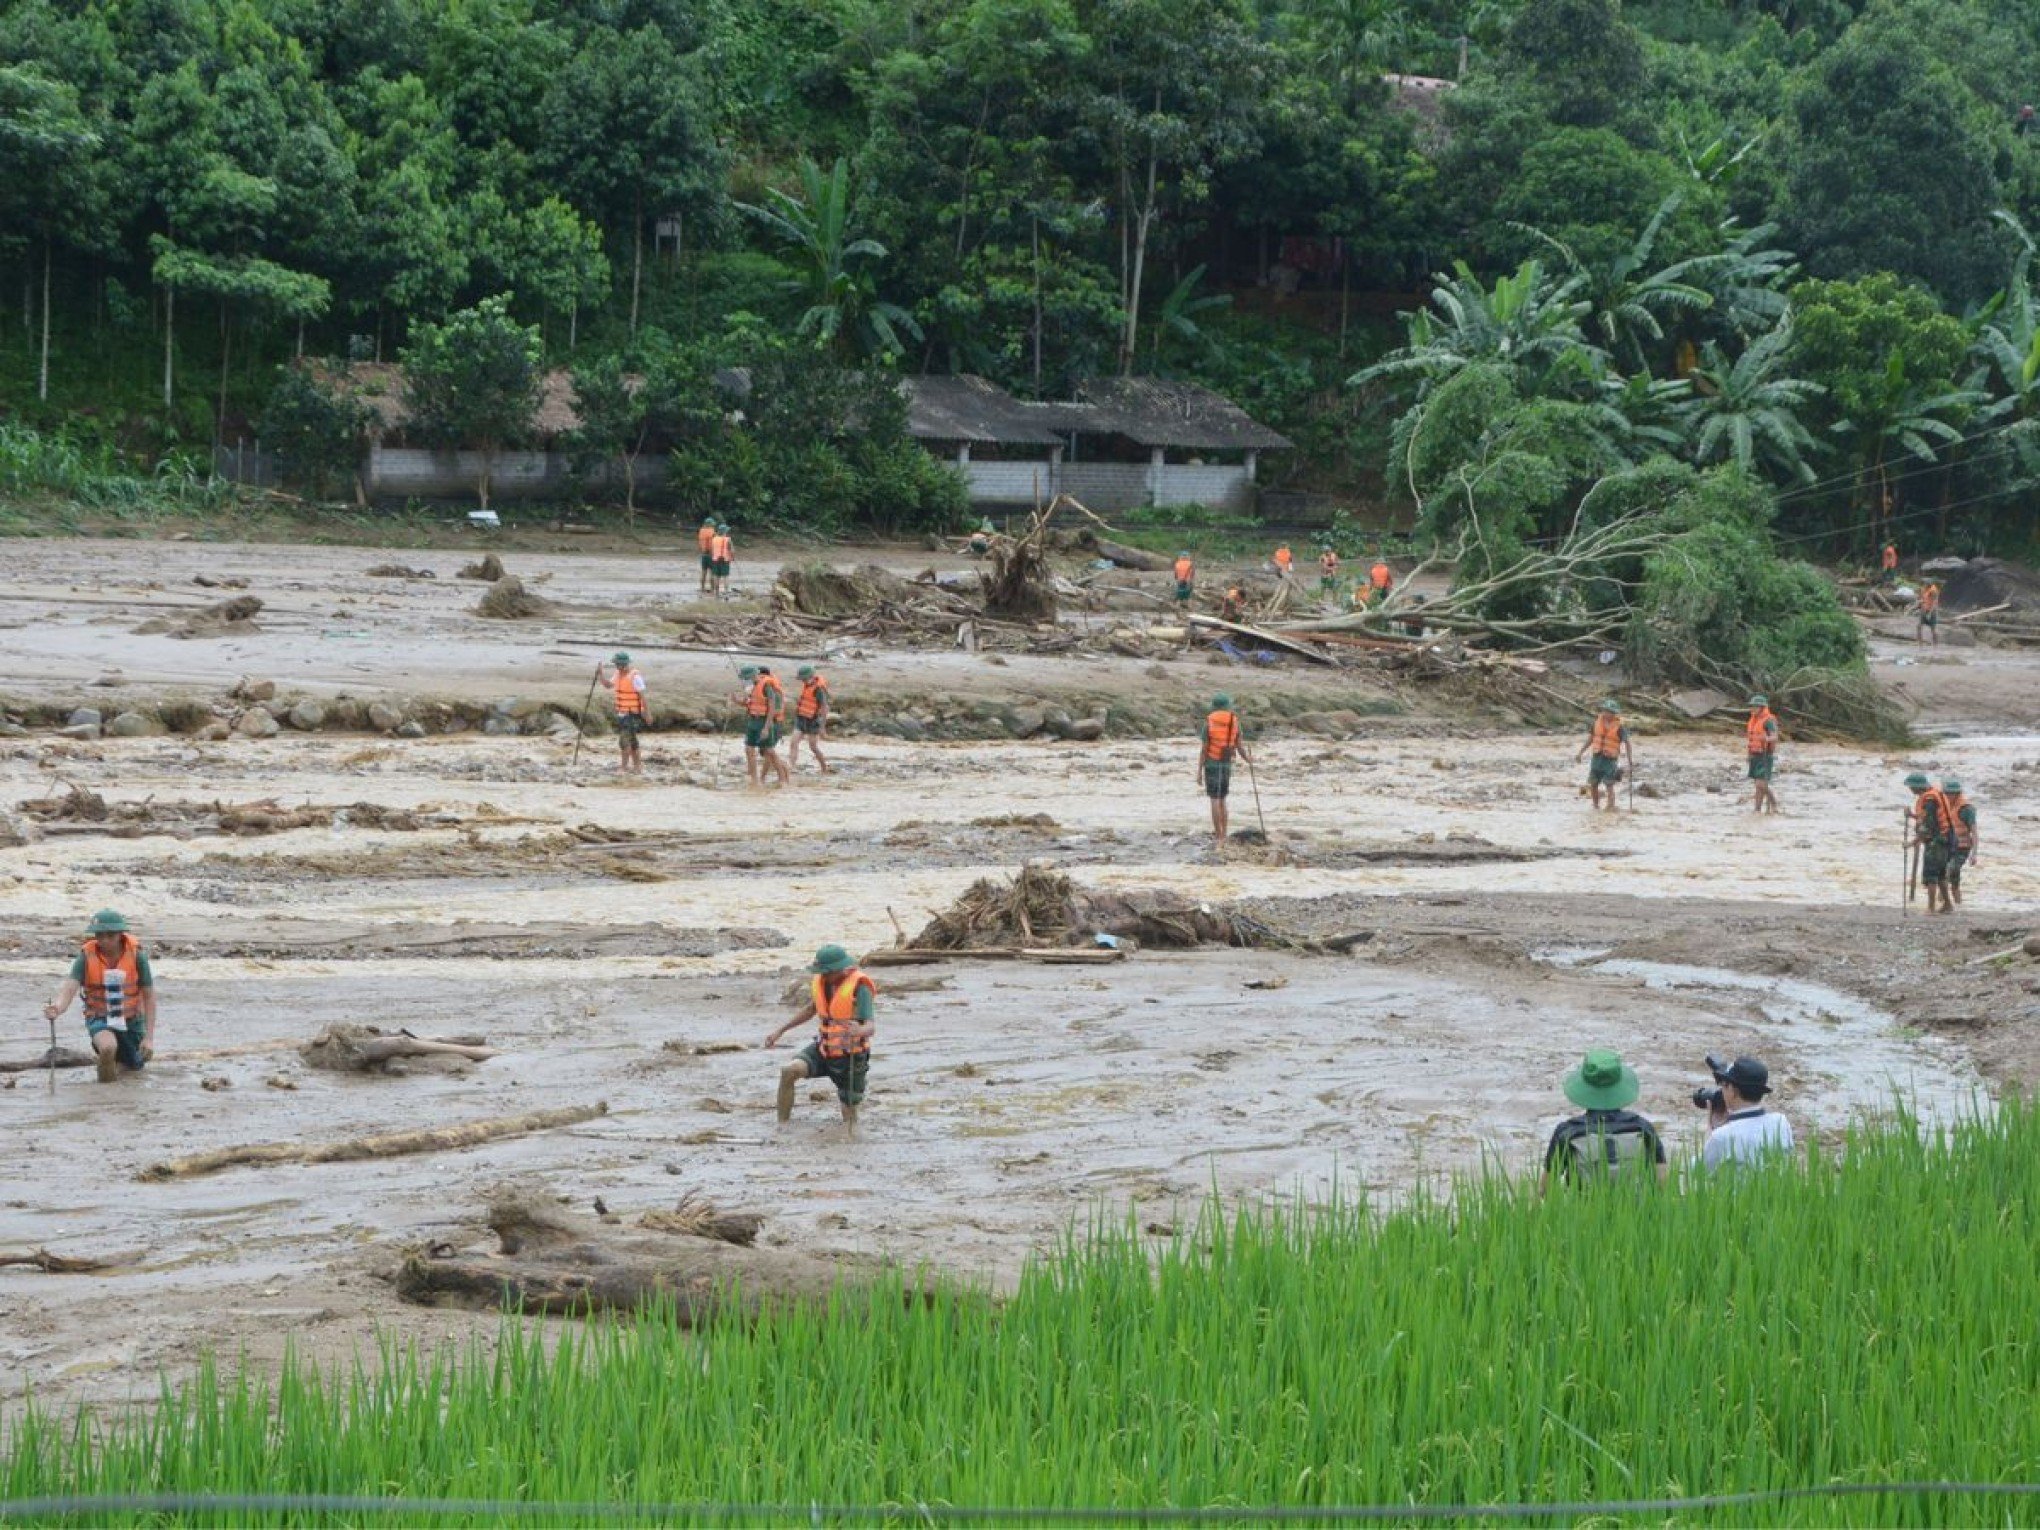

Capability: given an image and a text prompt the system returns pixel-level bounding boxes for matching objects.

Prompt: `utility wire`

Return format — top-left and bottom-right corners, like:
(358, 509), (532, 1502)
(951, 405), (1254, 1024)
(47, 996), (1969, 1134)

(8, 1484), (2040, 1524)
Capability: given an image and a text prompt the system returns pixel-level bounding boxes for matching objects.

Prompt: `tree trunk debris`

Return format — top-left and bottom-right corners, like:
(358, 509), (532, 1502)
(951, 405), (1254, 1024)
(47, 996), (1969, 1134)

(301, 1025), (499, 1072)
(139, 1102), (606, 1181)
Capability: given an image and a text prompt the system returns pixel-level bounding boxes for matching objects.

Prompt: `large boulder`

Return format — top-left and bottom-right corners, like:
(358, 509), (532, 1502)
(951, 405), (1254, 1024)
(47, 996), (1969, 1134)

(367, 701), (405, 732)
(288, 700), (328, 731)
(105, 711), (158, 738)
(235, 709), (281, 739)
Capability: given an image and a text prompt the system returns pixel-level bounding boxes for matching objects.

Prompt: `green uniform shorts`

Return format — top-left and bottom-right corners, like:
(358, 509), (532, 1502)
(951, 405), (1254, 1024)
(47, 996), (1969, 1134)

(712, 559), (731, 578)
(1949, 848), (1970, 886)
(614, 712), (644, 738)
(1203, 760), (1233, 800)
(1588, 753), (1621, 785)
(744, 717), (779, 749)
(1175, 582), (1192, 603)
(699, 552), (713, 570)
(1922, 840), (1951, 883)
(85, 1020), (147, 1070)
(1747, 751), (1774, 781)
(797, 1041), (869, 1105)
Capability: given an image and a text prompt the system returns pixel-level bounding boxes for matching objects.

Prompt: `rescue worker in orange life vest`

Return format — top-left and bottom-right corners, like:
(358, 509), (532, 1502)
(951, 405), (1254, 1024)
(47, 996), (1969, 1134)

(764, 944), (875, 1137)
(696, 517), (717, 594)
(788, 664), (831, 775)
(1573, 699), (1633, 812)
(1197, 693), (1252, 847)
(44, 909), (157, 1083)
(1941, 777), (1980, 908)
(732, 664), (790, 789)
(1745, 695), (1780, 815)
(597, 650), (647, 775)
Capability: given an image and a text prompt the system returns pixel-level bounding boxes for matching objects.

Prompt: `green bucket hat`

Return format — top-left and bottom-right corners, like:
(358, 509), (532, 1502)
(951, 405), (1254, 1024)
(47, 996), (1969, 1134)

(1942, 777), (1964, 793)
(86, 909), (129, 935)
(1563, 1048), (1639, 1111)
(739, 665), (759, 680)
(1212, 693), (1233, 709)
(809, 943), (853, 974)
(611, 651), (630, 666)
(1749, 695), (1768, 708)
(1904, 771), (1930, 790)
(797, 665), (816, 679)
(1600, 699), (1621, 714)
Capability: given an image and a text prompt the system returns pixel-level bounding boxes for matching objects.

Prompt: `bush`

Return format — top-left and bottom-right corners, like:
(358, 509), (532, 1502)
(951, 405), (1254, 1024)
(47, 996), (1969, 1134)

(259, 367), (372, 501)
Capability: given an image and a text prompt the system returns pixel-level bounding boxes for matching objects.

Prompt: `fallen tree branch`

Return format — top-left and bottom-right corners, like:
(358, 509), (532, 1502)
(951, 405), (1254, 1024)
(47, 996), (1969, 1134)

(0, 1248), (129, 1272)
(0, 1048), (94, 1074)
(139, 1102), (606, 1181)
(302, 1026), (499, 1071)
(859, 946), (1126, 966)
(1186, 613), (1337, 665)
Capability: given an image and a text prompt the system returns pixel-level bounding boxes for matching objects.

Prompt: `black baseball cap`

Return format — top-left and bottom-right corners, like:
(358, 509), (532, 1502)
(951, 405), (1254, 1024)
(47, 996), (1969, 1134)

(1710, 1055), (1770, 1098)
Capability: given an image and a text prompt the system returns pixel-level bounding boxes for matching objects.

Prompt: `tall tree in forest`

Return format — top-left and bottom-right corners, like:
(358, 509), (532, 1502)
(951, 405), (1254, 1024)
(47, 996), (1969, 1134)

(1075, 0), (1269, 374)
(538, 24), (722, 336)
(401, 294), (542, 510)
(0, 65), (102, 402)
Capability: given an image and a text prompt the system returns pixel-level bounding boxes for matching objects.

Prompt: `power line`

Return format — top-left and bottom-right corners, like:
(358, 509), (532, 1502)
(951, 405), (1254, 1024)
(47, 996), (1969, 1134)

(7, 1484), (2040, 1523)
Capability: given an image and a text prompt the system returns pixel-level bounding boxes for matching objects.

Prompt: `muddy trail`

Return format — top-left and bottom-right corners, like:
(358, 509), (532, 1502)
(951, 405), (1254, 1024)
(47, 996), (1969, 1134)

(0, 534), (2035, 1421)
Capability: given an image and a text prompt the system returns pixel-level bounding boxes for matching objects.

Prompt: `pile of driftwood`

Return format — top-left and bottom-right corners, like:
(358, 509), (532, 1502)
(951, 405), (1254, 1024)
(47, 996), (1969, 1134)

(396, 1194), (886, 1319)
(17, 787), (429, 838)
(302, 1025), (499, 1072)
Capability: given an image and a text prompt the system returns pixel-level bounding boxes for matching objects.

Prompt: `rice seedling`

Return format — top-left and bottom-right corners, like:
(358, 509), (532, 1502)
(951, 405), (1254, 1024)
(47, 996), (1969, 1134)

(6, 1102), (2040, 1525)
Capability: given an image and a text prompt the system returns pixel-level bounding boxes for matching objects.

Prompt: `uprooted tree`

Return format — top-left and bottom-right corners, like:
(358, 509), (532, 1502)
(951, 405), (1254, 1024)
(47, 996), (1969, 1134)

(1324, 363), (1901, 738)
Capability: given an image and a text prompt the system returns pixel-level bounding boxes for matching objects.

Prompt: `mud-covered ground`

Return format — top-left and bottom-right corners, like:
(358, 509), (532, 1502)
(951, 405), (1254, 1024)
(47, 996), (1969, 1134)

(0, 534), (2035, 1418)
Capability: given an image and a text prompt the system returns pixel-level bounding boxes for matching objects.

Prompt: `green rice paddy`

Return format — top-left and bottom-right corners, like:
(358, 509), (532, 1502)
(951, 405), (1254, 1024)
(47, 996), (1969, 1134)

(5, 1102), (2038, 1525)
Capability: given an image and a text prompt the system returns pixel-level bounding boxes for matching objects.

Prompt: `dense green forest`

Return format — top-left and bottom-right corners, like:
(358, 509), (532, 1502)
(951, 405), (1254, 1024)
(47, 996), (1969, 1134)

(3, 0), (2039, 554)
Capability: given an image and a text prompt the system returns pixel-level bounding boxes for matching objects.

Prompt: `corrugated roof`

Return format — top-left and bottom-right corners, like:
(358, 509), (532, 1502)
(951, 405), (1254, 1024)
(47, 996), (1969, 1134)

(1076, 378), (1294, 451)
(900, 375), (1064, 445)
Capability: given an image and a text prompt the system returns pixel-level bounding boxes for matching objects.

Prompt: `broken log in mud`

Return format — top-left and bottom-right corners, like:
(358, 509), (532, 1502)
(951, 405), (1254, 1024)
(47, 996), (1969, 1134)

(398, 1195), (893, 1318)
(0, 1248), (129, 1273)
(301, 1025), (498, 1071)
(139, 1102), (606, 1181)
(860, 946), (1126, 966)
(0, 1048), (95, 1074)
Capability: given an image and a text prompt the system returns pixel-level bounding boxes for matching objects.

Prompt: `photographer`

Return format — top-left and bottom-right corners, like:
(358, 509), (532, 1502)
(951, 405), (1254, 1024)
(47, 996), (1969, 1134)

(1697, 1055), (1794, 1171)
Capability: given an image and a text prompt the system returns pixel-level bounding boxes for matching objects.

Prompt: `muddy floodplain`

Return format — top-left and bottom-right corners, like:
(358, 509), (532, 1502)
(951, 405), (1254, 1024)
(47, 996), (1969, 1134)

(0, 536), (2036, 1416)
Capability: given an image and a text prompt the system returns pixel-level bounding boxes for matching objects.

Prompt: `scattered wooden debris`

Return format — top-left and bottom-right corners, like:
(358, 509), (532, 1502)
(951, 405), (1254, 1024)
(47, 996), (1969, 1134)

(397, 1195), (890, 1319)
(139, 1102), (605, 1181)
(639, 1192), (764, 1247)
(474, 575), (552, 619)
(301, 1025), (499, 1072)
(0, 1047), (94, 1074)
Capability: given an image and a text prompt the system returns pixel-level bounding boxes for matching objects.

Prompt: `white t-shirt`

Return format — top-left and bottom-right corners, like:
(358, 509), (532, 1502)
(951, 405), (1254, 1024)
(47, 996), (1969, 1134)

(1703, 1108), (1794, 1171)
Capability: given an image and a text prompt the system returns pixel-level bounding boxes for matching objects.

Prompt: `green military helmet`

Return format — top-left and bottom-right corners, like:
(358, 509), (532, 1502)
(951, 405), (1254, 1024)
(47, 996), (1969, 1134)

(1749, 694), (1768, 708)
(1212, 693), (1233, 709)
(1942, 777), (1964, 793)
(86, 909), (129, 934)
(1178, 549), (1191, 559)
(797, 665), (816, 680)
(1904, 771), (1930, 790)
(739, 665), (759, 680)
(809, 943), (854, 974)
(612, 651), (631, 666)
(1601, 699), (1621, 714)
(716, 521), (730, 532)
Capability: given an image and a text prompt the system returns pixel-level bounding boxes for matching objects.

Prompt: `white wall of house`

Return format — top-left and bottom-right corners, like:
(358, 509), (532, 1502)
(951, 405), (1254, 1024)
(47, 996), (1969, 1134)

(1053, 461), (1254, 512)
(365, 445), (666, 500)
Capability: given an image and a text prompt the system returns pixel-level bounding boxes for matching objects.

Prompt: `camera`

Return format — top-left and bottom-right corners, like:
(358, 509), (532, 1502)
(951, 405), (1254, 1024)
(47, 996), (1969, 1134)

(1690, 1054), (1727, 1111)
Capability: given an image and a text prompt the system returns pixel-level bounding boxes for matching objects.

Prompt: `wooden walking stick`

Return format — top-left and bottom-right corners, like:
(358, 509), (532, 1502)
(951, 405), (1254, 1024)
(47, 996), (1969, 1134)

(1243, 750), (1269, 839)
(46, 1013), (56, 1095)
(1906, 813), (1920, 911)
(569, 661), (603, 769)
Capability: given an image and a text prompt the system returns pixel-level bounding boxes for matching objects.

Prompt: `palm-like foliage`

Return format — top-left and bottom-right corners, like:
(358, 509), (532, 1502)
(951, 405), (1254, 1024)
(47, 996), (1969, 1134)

(1691, 219), (1798, 342)
(1148, 264), (1232, 372)
(738, 157), (922, 360)
(1513, 195), (1716, 376)
(1350, 258), (1605, 398)
(1829, 350), (1984, 500)
(1966, 212), (2040, 424)
(1676, 318), (1824, 483)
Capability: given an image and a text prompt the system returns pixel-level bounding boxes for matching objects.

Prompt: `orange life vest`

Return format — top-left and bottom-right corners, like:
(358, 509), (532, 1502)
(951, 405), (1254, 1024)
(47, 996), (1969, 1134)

(1881, 543), (1897, 570)
(1914, 787), (1956, 845)
(613, 666), (645, 715)
(697, 523), (715, 553)
(797, 675), (827, 719)
(746, 674), (782, 718)
(1588, 713), (1623, 759)
(1320, 550), (1338, 574)
(1946, 792), (1976, 850)
(1273, 546), (1292, 571)
(1746, 707), (1776, 753)
(1921, 583), (1940, 613)
(1173, 556), (1194, 583)
(81, 934), (143, 1024)
(812, 968), (876, 1058)
(1369, 562), (1392, 590)
(711, 533), (732, 562)
(1204, 709), (1241, 762)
